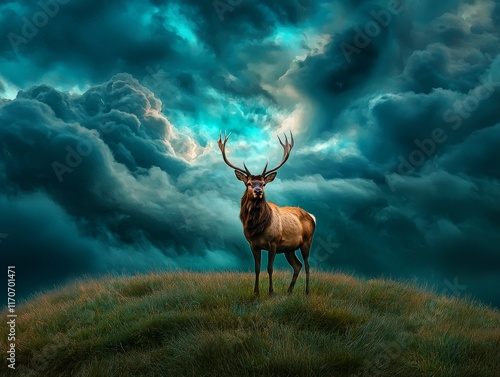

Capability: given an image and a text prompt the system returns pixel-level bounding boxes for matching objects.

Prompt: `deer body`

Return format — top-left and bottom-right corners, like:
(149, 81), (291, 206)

(241, 200), (314, 253)
(218, 132), (316, 296)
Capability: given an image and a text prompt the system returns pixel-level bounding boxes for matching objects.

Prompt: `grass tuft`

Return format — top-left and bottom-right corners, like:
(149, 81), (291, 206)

(1, 271), (499, 376)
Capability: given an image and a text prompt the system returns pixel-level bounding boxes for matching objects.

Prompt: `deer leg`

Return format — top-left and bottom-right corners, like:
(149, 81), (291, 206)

(285, 251), (302, 294)
(251, 246), (261, 297)
(267, 245), (277, 297)
(300, 242), (311, 295)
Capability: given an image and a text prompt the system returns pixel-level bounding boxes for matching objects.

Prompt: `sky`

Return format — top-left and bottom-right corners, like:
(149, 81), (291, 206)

(0, 0), (499, 307)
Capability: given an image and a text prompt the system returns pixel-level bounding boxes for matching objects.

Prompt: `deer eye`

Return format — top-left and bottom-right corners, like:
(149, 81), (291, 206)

(246, 183), (251, 186)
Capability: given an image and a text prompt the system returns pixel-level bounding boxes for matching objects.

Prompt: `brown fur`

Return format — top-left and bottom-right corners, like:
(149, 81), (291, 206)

(240, 197), (315, 252)
(238, 176), (316, 296)
(217, 131), (314, 296)
(240, 194), (272, 239)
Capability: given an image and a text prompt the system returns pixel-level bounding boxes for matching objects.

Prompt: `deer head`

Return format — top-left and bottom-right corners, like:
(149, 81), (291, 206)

(217, 131), (294, 200)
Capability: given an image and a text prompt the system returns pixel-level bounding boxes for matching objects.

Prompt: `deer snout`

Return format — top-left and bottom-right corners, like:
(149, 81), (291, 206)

(254, 187), (263, 195)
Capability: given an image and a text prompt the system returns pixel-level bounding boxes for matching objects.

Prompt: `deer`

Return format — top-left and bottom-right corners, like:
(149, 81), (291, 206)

(217, 131), (316, 296)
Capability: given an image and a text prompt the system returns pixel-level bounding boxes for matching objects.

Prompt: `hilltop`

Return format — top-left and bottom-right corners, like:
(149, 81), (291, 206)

(1, 271), (499, 376)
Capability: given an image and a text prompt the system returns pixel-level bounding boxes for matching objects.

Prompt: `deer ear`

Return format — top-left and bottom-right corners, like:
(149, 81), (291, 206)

(234, 170), (248, 182)
(265, 172), (277, 183)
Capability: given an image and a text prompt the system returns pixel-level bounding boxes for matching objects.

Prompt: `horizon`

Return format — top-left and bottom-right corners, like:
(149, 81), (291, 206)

(1, 0), (499, 309)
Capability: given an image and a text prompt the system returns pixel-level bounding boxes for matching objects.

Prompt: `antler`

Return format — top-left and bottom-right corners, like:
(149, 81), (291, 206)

(217, 131), (251, 176)
(261, 131), (294, 176)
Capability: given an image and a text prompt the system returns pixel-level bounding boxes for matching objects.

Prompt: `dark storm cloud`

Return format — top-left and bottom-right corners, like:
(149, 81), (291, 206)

(1, 0), (179, 80)
(0, 192), (102, 300)
(0, 0), (314, 88)
(1, 0), (314, 141)
(178, 0), (315, 54)
(440, 123), (500, 179)
(1, 0), (500, 308)
(283, 0), (500, 136)
(271, 0), (500, 307)
(0, 74), (249, 302)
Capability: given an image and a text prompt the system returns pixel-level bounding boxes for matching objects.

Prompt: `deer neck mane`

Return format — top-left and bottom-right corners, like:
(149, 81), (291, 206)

(240, 194), (272, 239)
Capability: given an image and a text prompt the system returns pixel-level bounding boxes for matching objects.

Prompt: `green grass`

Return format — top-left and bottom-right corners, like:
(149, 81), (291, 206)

(1, 271), (499, 376)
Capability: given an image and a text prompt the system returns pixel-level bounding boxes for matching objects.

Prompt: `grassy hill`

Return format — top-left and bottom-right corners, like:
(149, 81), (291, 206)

(1, 271), (499, 377)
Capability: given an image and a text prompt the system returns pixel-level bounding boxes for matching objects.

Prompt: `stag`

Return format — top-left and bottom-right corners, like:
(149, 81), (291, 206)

(218, 131), (316, 296)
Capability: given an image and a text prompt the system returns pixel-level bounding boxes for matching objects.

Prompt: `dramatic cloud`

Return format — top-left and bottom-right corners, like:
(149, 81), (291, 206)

(1, 0), (499, 307)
